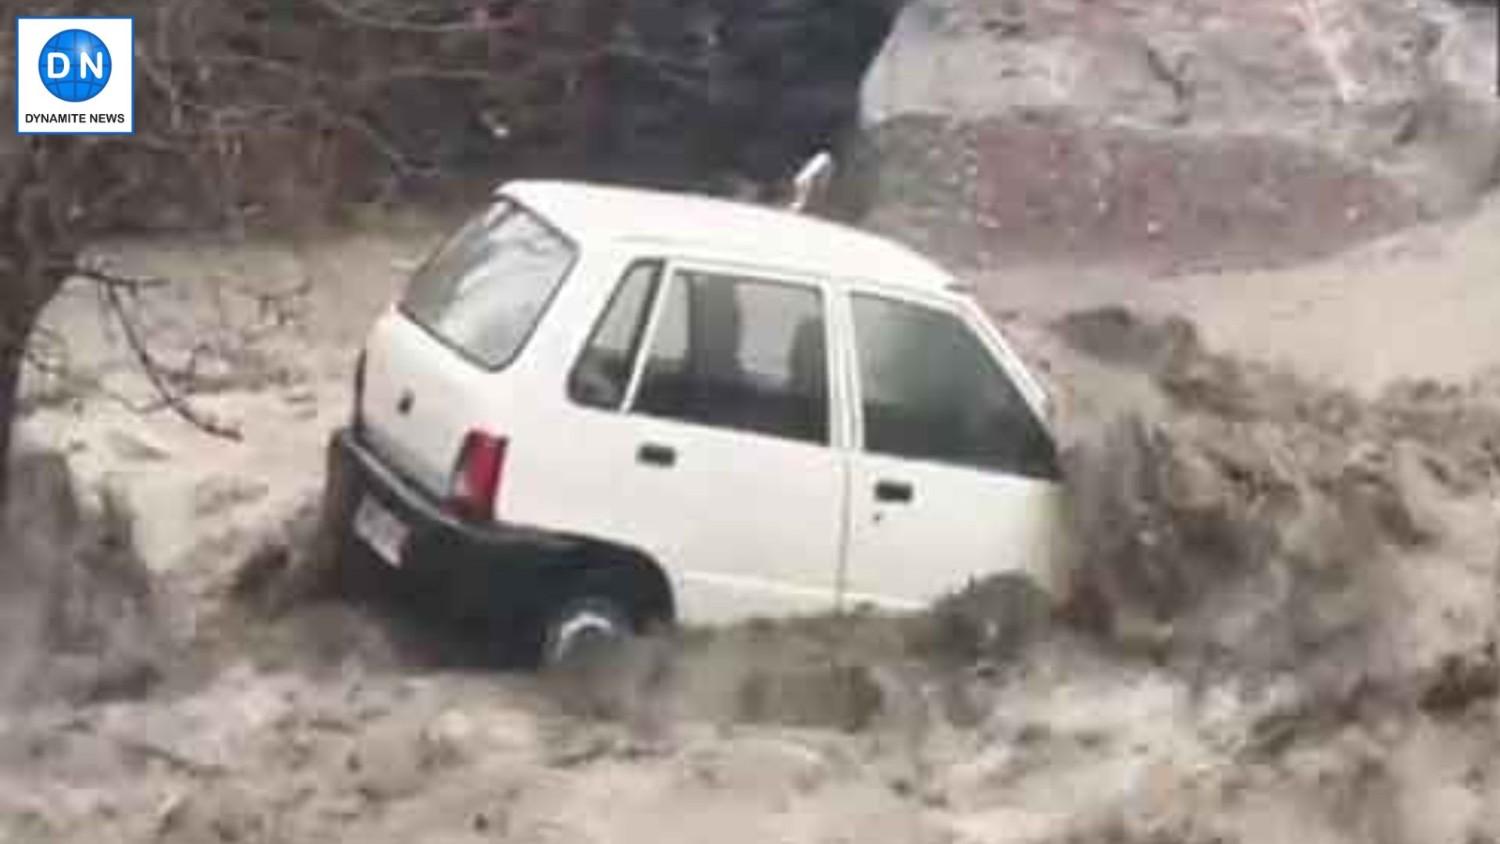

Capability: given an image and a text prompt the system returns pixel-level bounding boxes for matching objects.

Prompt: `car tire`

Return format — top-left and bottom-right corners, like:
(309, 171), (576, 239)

(540, 594), (633, 671)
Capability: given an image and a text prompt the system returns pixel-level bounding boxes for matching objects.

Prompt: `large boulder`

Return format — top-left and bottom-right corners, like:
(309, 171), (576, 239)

(856, 0), (1500, 272)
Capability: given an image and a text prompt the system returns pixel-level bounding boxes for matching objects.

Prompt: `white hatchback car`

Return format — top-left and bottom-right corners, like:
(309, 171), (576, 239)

(324, 181), (1064, 664)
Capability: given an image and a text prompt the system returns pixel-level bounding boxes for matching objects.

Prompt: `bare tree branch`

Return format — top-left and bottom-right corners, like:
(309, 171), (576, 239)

(0, 0), (616, 490)
(71, 264), (171, 294)
(98, 280), (242, 442)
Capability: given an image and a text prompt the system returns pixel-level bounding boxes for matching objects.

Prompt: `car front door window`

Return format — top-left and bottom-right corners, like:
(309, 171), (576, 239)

(851, 294), (1057, 480)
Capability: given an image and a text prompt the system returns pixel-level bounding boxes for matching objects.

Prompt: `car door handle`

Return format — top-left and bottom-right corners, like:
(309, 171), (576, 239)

(874, 480), (914, 504)
(637, 443), (677, 468)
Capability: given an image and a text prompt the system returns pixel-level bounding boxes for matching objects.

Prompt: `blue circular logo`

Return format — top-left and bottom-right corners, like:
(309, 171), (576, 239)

(38, 29), (112, 103)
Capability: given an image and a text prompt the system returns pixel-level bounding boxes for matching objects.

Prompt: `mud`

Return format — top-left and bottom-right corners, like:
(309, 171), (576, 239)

(1052, 309), (1500, 696)
(197, 301), (1500, 744)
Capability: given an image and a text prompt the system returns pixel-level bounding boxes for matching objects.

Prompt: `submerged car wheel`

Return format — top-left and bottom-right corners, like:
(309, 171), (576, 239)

(540, 595), (632, 670)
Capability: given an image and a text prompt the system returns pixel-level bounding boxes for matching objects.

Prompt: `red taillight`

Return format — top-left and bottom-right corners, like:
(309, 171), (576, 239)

(448, 430), (507, 521)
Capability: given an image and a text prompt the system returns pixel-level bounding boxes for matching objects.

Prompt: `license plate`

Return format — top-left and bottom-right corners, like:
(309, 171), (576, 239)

(353, 496), (409, 567)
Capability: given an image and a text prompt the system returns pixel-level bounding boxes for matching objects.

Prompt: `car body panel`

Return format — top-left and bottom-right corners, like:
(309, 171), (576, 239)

(830, 282), (1064, 609)
(353, 180), (1066, 627)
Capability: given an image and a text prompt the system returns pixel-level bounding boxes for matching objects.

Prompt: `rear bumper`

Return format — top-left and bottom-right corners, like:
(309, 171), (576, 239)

(330, 427), (576, 622)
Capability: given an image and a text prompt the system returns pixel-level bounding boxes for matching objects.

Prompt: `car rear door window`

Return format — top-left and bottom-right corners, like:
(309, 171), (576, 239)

(569, 261), (663, 410)
(633, 269), (829, 445)
(401, 200), (576, 369)
(851, 294), (1058, 479)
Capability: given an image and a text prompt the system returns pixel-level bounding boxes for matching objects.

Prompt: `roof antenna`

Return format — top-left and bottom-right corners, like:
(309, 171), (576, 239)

(788, 151), (835, 214)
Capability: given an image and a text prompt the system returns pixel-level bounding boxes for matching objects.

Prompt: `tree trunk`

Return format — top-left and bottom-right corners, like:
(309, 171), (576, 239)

(0, 307), (39, 511)
(0, 339), (23, 509)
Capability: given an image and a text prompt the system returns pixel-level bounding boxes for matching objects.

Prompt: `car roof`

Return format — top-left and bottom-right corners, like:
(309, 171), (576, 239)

(501, 180), (956, 293)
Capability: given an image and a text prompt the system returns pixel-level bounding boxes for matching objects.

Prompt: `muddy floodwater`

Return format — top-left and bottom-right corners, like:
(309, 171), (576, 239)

(3, 194), (1499, 843)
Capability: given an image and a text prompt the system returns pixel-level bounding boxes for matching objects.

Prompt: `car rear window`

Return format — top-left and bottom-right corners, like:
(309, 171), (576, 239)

(400, 200), (576, 369)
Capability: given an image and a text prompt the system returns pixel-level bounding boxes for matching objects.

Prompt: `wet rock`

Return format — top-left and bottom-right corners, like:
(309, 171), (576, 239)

(859, 0), (1498, 272)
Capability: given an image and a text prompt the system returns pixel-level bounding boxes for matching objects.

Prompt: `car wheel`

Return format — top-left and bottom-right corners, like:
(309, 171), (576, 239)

(540, 594), (633, 671)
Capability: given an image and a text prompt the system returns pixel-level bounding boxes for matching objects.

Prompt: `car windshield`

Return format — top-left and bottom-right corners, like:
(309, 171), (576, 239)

(400, 200), (576, 369)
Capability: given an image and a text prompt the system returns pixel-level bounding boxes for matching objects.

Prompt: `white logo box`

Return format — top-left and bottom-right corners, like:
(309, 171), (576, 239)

(16, 17), (134, 135)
